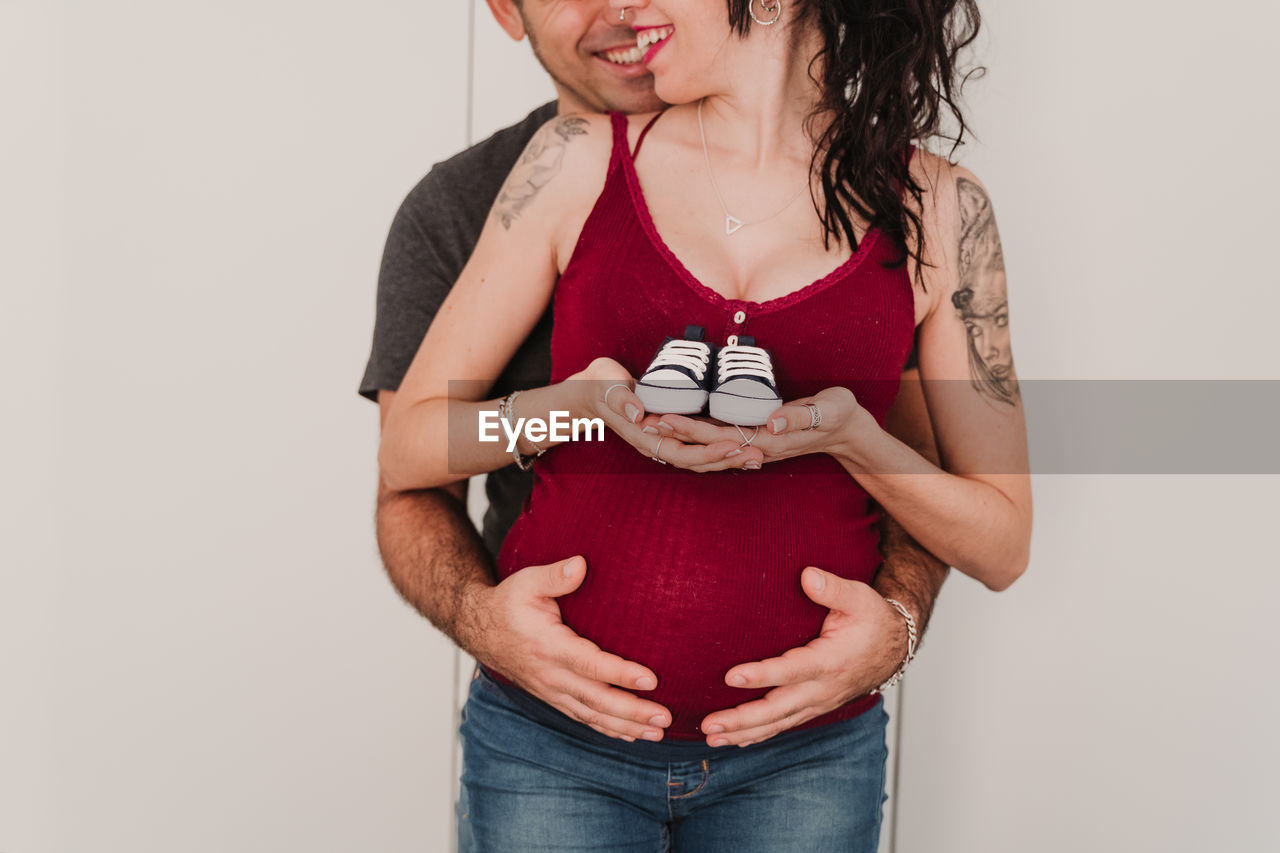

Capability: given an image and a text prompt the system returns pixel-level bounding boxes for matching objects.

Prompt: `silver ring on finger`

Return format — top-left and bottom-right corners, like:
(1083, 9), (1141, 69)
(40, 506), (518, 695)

(603, 382), (631, 409)
(652, 435), (668, 464)
(803, 402), (822, 430)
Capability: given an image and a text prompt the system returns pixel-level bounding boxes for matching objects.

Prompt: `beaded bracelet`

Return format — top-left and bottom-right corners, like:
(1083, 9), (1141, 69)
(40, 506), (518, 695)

(498, 390), (547, 472)
(871, 597), (918, 694)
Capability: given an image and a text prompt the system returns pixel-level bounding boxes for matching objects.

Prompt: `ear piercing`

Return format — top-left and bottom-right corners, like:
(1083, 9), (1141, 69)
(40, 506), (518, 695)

(749, 0), (782, 26)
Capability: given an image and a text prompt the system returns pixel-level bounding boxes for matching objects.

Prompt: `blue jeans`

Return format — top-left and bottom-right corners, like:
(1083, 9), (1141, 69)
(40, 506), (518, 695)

(456, 664), (890, 853)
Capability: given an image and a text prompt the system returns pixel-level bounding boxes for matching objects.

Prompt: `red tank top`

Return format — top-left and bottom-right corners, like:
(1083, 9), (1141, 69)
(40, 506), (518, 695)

(491, 110), (917, 740)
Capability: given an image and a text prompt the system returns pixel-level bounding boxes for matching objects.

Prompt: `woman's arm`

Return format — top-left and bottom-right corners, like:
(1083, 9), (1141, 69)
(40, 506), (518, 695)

(829, 158), (1032, 590)
(642, 154), (1031, 589)
(379, 113), (761, 492)
(378, 114), (610, 492)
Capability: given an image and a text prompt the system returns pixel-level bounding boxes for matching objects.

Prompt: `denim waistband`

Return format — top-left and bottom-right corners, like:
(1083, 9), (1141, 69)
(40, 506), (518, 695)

(472, 662), (882, 763)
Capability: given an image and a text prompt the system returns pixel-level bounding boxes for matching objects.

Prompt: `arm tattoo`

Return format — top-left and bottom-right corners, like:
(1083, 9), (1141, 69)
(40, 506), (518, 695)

(493, 116), (589, 229)
(952, 177), (1020, 406)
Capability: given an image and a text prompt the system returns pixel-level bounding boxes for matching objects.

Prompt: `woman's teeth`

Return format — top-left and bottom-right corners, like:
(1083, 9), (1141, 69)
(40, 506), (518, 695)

(602, 25), (674, 65)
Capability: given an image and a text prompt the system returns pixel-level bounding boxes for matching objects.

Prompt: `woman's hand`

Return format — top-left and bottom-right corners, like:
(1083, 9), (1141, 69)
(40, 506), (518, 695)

(638, 386), (877, 465)
(566, 357), (763, 472)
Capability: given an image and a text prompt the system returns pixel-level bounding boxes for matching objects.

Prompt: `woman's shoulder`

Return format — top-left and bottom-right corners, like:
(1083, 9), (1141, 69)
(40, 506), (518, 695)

(523, 110), (618, 170)
(527, 108), (670, 166)
(907, 146), (997, 238)
(502, 111), (629, 269)
(493, 112), (617, 238)
(902, 145), (1011, 326)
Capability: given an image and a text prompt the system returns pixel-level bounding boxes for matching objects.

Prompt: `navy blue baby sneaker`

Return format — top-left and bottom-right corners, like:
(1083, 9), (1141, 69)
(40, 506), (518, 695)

(635, 325), (715, 415)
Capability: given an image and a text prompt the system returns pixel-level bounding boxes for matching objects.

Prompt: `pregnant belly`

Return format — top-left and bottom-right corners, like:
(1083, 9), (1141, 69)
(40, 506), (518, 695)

(495, 438), (884, 739)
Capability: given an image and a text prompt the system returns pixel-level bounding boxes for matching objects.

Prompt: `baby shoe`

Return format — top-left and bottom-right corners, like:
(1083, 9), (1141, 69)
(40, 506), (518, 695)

(635, 325), (715, 415)
(708, 336), (783, 426)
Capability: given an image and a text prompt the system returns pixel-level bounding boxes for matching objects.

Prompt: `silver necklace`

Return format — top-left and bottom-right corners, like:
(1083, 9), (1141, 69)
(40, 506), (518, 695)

(697, 97), (812, 236)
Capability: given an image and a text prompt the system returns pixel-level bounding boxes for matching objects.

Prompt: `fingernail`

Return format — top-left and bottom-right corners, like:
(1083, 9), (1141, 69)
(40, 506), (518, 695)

(724, 448), (742, 458)
(620, 735), (635, 742)
(635, 676), (656, 690)
(710, 737), (730, 747)
(649, 715), (667, 727)
(642, 730), (662, 741)
(730, 674), (747, 687)
(625, 404), (640, 422)
(740, 741), (754, 748)
(808, 567), (826, 591)
(744, 460), (761, 470)
(642, 426), (659, 435)
(771, 417), (787, 434)
(657, 421), (672, 431)
(706, 724), (725, 734)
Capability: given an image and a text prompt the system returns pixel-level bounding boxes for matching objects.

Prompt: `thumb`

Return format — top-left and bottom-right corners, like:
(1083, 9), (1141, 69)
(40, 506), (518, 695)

(540, 555), (587, 597)
(801, 566), (848, 611)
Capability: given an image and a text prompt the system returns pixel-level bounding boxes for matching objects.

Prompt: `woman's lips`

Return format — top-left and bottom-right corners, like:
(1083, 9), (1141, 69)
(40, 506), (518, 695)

(641, 31), (673, 64)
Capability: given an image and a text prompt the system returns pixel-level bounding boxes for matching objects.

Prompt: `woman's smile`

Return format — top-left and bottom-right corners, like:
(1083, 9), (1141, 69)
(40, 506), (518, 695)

(637, 24), (675, 63)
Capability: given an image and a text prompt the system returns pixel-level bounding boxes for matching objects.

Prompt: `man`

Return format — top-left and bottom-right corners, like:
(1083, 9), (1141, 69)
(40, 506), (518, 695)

(359, 0), (948, 749)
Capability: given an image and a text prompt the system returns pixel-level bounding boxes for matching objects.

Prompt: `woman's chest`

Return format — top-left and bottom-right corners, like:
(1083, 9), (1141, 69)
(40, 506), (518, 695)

(631, 164), (929, 328)
(640, 170), (859, 304)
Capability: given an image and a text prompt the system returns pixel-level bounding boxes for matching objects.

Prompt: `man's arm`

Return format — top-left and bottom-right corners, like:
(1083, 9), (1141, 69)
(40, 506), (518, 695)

(375, 391), (495, 658)
(870, 363), (951, 657)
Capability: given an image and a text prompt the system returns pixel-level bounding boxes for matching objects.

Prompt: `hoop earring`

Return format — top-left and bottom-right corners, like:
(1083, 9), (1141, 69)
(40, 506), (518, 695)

(749, 0), (782, 26)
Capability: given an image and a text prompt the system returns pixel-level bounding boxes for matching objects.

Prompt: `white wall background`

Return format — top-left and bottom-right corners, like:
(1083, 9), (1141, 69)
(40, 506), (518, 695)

(1, 1), (1276, 852)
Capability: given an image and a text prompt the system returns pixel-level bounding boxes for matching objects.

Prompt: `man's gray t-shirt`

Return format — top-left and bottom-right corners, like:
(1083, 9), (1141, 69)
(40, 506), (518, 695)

(359, 101), (558, 562)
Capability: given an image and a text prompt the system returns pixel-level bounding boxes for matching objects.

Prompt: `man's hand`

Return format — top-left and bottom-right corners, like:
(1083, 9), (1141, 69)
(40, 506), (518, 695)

(471, 554), (674, 743)
(698, 566), (908, 748)
(376, 390), (673, 744)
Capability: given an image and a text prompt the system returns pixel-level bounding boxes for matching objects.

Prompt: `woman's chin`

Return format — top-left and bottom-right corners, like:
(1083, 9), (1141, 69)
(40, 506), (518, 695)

(649, 77), (703, 108)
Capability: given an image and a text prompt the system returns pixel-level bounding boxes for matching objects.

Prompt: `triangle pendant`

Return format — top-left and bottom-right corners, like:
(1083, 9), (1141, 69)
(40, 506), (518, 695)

(725, 215), (744, 235)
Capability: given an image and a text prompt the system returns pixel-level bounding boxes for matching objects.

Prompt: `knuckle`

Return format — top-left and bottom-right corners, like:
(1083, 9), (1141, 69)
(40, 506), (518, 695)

(526, 641), (552, 667)
(578, 657), (606, 683)
(572, 684), (601, 709)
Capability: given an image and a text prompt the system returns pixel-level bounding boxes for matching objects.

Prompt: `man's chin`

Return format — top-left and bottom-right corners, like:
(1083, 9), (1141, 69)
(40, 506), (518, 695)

(608, 83), (669, 114)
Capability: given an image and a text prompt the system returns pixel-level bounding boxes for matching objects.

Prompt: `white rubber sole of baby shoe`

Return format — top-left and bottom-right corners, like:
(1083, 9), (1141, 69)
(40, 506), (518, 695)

(635, 384), (709, 416)
(708, 390), (780, 426)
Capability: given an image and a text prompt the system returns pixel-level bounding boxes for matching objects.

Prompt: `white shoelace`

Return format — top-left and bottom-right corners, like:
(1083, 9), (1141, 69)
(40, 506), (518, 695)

(647, 341), (711, 380)
(716, 345), (775, 385)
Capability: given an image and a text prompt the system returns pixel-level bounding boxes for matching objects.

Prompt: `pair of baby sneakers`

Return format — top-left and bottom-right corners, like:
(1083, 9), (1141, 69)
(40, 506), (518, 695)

(634, 325), (783, 426)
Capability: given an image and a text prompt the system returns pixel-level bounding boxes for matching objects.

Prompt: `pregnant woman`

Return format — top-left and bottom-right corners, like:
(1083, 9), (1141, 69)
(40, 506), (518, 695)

(380, 0), (1031, 849)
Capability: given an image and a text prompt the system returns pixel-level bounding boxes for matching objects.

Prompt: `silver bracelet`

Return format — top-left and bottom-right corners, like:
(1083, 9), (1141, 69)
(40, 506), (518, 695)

(498, 390), (546, 472)
(871, 598), (918, 694)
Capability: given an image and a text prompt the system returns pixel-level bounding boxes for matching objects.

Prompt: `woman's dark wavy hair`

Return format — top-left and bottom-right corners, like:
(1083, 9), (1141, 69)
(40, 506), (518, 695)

(727, 0), (983, 289)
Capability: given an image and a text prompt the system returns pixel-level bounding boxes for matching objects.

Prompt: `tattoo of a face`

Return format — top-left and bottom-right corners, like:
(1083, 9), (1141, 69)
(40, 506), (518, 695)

(493, 117), (589, 229)
(952, 177), (1019, 406)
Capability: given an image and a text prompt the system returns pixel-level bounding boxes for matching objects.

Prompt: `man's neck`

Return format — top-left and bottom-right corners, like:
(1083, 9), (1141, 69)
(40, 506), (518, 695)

(553, 90), (589, 116)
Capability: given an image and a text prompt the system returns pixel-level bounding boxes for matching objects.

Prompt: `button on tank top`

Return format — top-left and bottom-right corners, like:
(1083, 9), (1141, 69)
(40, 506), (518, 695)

(490, 109), (917, 740)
